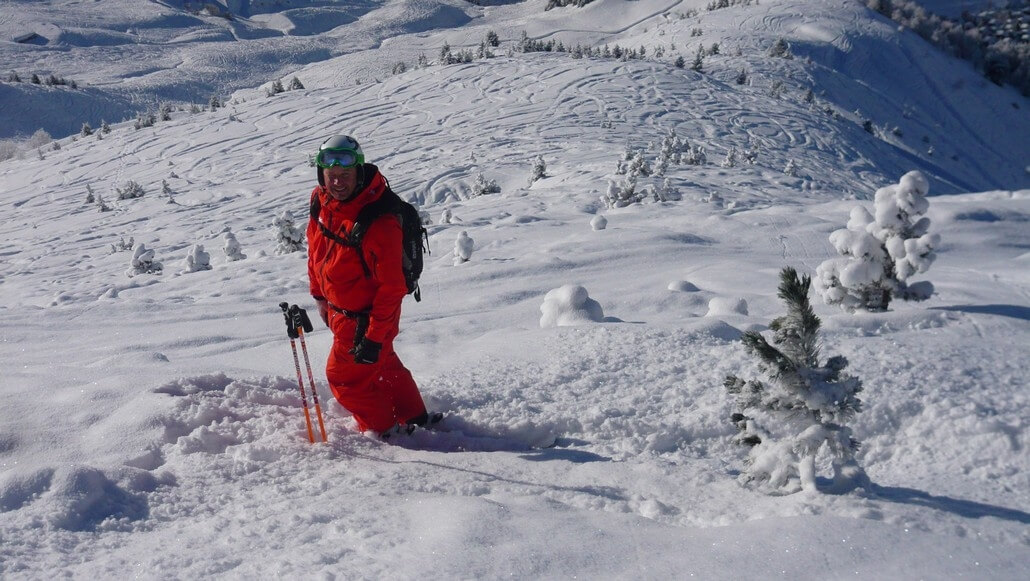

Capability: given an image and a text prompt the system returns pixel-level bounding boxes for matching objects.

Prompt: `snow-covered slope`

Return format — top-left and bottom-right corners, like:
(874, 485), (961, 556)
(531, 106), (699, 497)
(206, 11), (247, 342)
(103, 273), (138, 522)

(1, 0), (1028, 578)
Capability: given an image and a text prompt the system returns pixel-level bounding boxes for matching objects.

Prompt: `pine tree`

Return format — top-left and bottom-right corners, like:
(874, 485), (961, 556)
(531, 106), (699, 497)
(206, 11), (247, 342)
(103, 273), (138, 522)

(691, 46), (705, 72)
(725, 267), (868, 494)
(529, 155), (547, 185)
(288, 76), (304, 90)
(80, 122), (93, 137)
(816, 171), (939, 311)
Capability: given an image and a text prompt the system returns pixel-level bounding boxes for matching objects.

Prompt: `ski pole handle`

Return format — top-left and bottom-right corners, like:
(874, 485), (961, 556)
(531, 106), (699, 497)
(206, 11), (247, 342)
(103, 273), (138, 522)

(279, 302), (299, 338)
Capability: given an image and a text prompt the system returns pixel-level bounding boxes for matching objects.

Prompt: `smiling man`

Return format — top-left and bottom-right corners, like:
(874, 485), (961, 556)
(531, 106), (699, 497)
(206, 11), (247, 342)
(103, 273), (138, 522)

(306, 135), (431, 436)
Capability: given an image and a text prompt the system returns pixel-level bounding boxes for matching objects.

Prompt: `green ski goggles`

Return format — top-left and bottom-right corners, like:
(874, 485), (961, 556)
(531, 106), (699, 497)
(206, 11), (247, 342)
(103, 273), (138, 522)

(316, 148), (364, 169)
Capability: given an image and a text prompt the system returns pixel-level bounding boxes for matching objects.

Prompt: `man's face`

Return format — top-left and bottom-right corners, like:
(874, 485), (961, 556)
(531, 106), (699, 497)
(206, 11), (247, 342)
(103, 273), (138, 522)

(324, 166), (358, 201)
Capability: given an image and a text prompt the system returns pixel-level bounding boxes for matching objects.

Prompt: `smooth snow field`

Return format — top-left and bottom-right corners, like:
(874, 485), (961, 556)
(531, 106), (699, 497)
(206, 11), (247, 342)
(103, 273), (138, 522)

(1, 0), (1028, 578)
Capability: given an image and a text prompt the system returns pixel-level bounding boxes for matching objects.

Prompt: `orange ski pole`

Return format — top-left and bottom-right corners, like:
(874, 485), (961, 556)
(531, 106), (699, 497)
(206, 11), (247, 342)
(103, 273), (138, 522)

(291, 304), (328, 443)
(281, 302), (316, 443)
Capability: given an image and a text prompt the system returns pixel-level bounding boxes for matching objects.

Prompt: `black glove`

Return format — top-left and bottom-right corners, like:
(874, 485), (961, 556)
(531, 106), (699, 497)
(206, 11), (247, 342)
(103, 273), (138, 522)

(350, 338), (382, 365)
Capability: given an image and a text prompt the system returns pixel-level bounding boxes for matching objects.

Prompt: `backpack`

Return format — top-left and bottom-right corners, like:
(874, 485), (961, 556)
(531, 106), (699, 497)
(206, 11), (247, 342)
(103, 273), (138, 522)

(310, 188), (429, 302)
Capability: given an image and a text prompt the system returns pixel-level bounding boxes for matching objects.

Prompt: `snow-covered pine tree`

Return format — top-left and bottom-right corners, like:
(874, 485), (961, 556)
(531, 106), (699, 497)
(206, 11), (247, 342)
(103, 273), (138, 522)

(127, 243), (162, 277)
(453, 231), (474, 264)
(80, 123), (93, 137)
(602, 178), (640, 209)
(529, 155), (547, 185)
(471, 174), (501, 197)
(184, 244), (212, 273)
(273, 210), (304, 254)
(725, 267), (868, 494)
(116, 181), (145, 200)
(223, 230), (246, 261)
(288, 77), (304, 90)
(85, 184), (95, 204)
(692, 45), (705, 72)
(815, 171), (939, 312)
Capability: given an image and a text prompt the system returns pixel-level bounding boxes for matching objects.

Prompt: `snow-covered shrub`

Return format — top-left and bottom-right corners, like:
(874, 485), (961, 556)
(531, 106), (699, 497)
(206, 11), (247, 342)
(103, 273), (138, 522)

(223, 231), (246, 261)
(184, 244), (212, 273)
(471, 174), (501, 197)
(653, 177), (681, 202)
(133, 112), (156, 130)
(453, 231), (474, 264)
(116, 181), (145, 200)
(784, 159), (799, 177)
(815, 171), (939, 312)
(721, 148), (740, 168)
(683, 145), (707, 166)
(539, 284), (604, 328)
(768, 37), (793, 59)
(80, 123), (93, 137)
(725, 267), (867, 495)
(127, 244), (162, 277)
(602, 178), (641, 209)
(529, 156), (547, 185)
(418, 210), (432, 226)
(85, 184), (95, 204)
(440, 208), (455, 224)
(267, 79), (285, 97)
(111, 236), (134, 253)
(590, 215), (608, 231)
(288, 77), (304, 90)
(273, 210), (304, 255)
(96, 192), (111, 212)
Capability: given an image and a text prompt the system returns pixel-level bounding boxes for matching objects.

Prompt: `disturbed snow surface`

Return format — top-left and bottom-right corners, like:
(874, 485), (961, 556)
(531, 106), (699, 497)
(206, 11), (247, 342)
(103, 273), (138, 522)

(1, 0), (1029, 578)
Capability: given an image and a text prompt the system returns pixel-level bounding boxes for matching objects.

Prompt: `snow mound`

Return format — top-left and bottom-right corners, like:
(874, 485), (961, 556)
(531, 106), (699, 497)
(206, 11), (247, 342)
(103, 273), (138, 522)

(540, 284), (605, 327)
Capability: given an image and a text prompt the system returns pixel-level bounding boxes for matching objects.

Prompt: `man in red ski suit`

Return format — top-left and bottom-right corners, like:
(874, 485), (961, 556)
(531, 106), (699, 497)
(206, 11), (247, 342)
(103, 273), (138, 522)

(306, 135), (429, 434)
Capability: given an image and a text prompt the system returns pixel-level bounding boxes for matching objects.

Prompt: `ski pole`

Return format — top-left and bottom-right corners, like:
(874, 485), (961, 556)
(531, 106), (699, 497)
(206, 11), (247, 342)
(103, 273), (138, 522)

(280, 302), (316, 443)
(290, 304), (328, 443)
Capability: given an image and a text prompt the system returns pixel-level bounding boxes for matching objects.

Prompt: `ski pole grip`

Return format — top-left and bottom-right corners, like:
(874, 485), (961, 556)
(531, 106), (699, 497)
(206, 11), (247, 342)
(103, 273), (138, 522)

(280, 302), (299, 339)
(289, 304), (314, 333)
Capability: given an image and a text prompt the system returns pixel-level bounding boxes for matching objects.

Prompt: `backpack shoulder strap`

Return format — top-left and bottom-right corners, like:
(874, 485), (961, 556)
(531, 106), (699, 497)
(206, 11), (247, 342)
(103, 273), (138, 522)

(351, 188), (401, 245)
(310, 190), (355, 248)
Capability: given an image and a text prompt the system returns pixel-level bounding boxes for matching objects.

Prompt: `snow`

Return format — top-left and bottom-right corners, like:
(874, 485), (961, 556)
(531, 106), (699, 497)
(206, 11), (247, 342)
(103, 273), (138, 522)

(1, 0), (1030, 578)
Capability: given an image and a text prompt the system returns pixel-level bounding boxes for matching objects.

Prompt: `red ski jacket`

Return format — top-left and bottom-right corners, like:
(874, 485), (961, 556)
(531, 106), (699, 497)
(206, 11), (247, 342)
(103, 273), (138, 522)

(307, 167), (407, 344)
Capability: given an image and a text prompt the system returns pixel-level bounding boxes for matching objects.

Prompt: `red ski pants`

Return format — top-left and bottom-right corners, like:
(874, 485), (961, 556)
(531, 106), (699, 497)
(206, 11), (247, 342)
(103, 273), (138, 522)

(324, 314), (426, 433)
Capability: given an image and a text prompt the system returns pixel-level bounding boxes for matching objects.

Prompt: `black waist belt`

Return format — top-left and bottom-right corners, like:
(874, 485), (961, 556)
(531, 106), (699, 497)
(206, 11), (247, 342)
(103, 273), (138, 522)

(328, 303), (371, 319)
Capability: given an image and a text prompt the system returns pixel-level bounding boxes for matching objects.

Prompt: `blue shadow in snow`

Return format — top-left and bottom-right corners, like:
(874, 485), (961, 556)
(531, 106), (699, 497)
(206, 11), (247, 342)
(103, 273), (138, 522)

(930, 304), (1030, 321)
(870, 484), (1030, 524)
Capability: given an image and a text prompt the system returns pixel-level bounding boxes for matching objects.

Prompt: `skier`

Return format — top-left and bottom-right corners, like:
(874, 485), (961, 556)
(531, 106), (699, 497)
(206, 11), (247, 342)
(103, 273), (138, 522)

(306, 135), (431, 435)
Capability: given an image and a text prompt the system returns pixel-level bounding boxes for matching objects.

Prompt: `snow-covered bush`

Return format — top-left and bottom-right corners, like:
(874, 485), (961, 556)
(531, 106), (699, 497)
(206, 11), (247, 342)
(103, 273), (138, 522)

(453, 231), (474, 264)
(784, 159), (799, 177)
(116, 181), (145, 200)
(223, 231), (246, 261)
(127, 244), (162, 277)
(85, 184), (95, 204)
(652, 177), (681, 202)
(184, 244), (212, 273)
(471, 174), (501, 197)
(725, 267), (867, 495)
(768, 37), (793, 59)
(602, 178), (641, 209)
(110, 236), (134, 253)
(683, 144), (707, 166)
(815, 171), (939, 312)
(273, 210), (304, 255)
(529, 156), (547, 185)
(80, 123), (93, 137)
(590, 215), (608, 231)
(539, 284), (604, 328)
